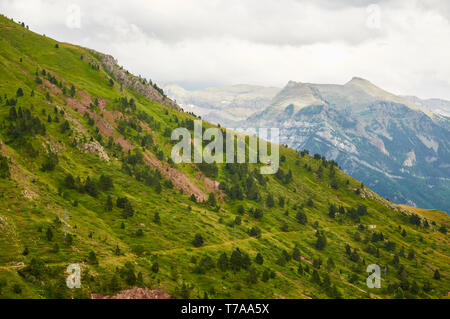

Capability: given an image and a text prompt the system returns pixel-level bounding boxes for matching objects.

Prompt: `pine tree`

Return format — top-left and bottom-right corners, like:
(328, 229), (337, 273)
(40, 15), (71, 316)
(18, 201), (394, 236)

(105, 195), (113, 212)
(265, 194), (274, 208)
(327, 257), (335, 270)
(0, 154), (10, 178)
(84, 176), (98, 197)
(207, 193), (216, 206)
(88, 251), (98, 265)
(99, 174), (113, 191)
(311, 269), (321, 285)
(296, 211), (307, 225)
(433, 269), (441, 280)
(328, 203), (337, 218)
(16, 88), (24, 97)
(64, 174), (75, 189)
(230, 249), (243, 272)
(154, 212), (161, 225)
(322, 273), (331, 289)
(297, 263), (303, 275)
(152, 261), (159, 273)
(46, 227), (53, 241)
(70, 85), (76, 97)
(255, 253), (264, 265)
(292, 247), (301, 261)
(262, 269), (270, 282)
(247, 267), (258, 284)
(217, 252), (229, 271)
(192, 234), (204, 247)
(315, 233), (327, 250)
(9, 106), (17, 121)
(392, 254), (400, 265)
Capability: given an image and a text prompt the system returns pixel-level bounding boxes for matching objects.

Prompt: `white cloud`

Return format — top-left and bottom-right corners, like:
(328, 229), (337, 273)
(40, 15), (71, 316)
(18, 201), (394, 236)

(1, 0), (450, 99)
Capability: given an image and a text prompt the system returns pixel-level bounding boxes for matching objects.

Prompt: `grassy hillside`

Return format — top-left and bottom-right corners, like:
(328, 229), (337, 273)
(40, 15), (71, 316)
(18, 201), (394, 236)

(0, 14), (448, 299)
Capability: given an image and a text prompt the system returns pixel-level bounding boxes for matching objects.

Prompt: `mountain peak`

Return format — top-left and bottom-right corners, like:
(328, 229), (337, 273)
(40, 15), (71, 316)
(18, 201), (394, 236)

(345, 76), (374, 87)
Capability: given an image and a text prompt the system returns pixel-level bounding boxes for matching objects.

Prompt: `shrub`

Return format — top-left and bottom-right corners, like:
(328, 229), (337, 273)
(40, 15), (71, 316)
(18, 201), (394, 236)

(248, 226), (261, 238)
(255, 253), (264, 265)
(193, 234), (204, 247)
(88, 251), (98, 265)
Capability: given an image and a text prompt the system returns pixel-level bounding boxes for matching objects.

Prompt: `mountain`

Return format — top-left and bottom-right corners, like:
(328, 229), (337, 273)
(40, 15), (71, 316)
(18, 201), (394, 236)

(246, 78), (450, 213)
(0, 15), (449, 299)
(163, 83), (280, 127)
(403, 96), (450, 117)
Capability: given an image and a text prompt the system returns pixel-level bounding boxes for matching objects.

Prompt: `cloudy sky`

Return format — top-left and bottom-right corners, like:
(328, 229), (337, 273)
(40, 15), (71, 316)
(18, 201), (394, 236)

(1, 0), (450, 99)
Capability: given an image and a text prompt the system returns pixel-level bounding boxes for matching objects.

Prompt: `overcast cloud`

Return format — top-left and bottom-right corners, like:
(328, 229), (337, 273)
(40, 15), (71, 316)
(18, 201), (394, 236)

(1, 0), (450, 99)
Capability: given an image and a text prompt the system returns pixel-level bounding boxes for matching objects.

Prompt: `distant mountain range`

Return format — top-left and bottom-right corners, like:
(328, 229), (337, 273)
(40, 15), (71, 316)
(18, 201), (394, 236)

(163, 84), (280, 127)
(165, 78), (450, 212)
(402, 95), (450, 117)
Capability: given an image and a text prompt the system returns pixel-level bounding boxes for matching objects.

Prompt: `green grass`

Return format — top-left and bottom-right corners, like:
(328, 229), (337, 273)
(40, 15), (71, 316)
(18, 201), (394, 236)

(0, 14), (448, 299)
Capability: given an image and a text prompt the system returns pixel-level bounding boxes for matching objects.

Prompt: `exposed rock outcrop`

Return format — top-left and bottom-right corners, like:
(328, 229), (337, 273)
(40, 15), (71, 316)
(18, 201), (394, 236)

(98, 53), (180, 110)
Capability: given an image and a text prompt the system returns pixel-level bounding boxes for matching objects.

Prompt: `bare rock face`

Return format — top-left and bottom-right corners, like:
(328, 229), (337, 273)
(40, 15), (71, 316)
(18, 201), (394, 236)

(99, 53), (179, 110)
(83, 141), (110, 162)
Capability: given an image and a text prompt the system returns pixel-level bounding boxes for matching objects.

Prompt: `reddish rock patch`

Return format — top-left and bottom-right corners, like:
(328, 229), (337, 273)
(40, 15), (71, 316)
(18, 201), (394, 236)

(91, 288), (172, 299)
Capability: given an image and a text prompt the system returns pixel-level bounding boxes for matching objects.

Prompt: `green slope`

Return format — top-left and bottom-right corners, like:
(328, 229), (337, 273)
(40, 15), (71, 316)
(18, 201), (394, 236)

(0, 14), (448, 299)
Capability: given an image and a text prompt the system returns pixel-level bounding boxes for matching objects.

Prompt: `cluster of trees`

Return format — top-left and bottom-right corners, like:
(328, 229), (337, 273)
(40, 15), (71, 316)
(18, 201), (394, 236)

(116, 196), (134, 218)
(4, 96), (17, 106)
(140, 134), (153, 149)
(34, 69), (75, 97)
(88, 62), (100, 71)
(118, 118), (142, 135)
(120, 149), (168, 194)
(328, 203), (367, 222)
(248, 207), (263, 219)
(275, 249), (292, 266)
(274, 168), (293, 184)
(248, 226), (261, 238)
(64, 173), (113, 198)
(115, 96), (136, 112)
(328, 203), (346, 218)
(226, 248), (252, 272)
(137, 111), (161, 132)
(151, 82), (166, 98)
(197, 162), (218, 179)
(345, 244), (361, 263)
(310, 269), (342, 298)
(6, 106), (46, 140)
(221, 164), (265, 201)
(41, 151), (59, 172)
